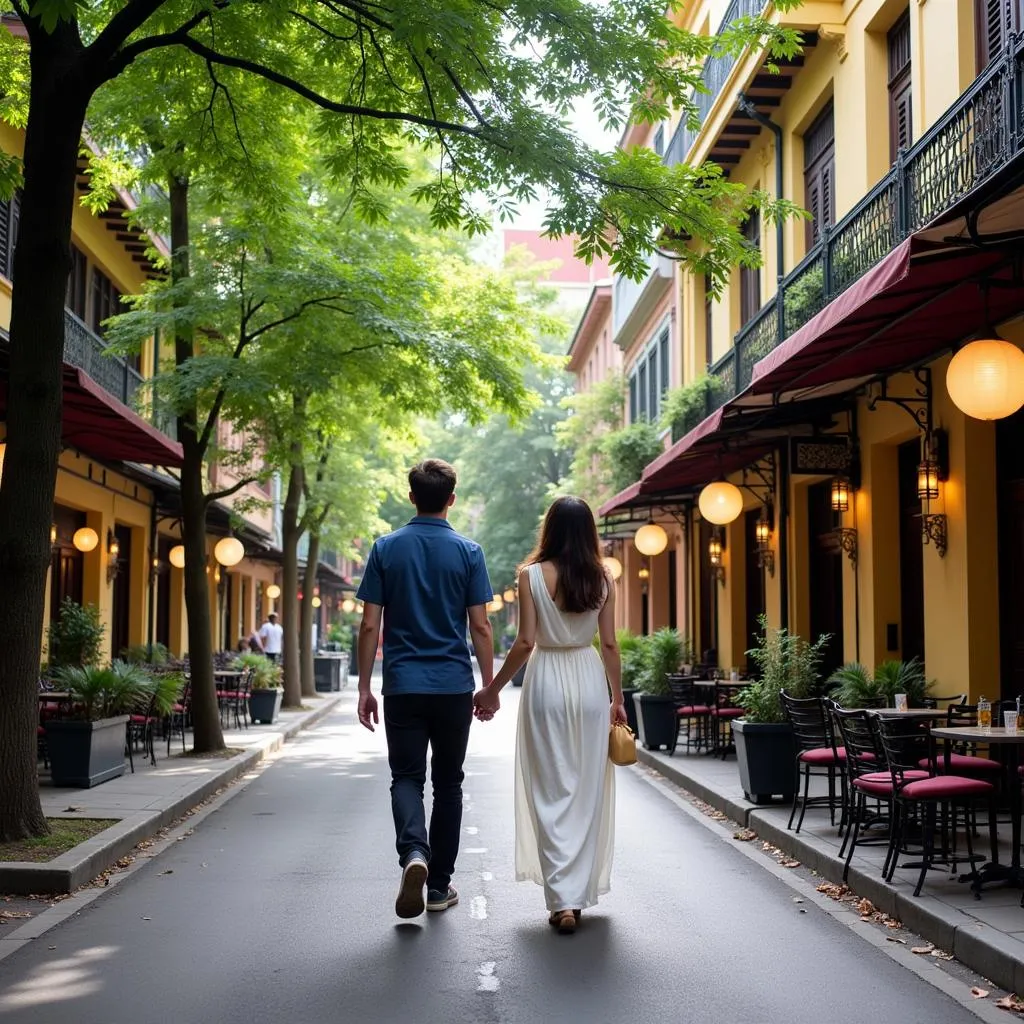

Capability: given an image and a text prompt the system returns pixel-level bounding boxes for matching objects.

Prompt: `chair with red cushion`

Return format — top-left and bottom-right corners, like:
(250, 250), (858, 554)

(876, 714), (997, 897)
(709, 681), (746, 758)
(668, 674), (709, 754)
(918, 704), (1003, 778)
(781, 692), (845, 833)
(165, 676), (191, 756)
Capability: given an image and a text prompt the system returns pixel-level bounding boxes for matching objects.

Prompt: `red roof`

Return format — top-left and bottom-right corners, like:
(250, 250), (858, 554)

(502, 230), (610, 283)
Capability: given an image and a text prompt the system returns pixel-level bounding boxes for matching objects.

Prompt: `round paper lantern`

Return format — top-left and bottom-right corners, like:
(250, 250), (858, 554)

(341, 597), (356, 614)
(602, 555), (623, 581)
(168, 544), (186, 568)
(503, 588), (516, 604)
(213, 536), (245, 567)
(491, 594), (504, 609)
(312, 596), (322, 608)
(266, 584), (281, 600)
(72, 527), (99, 553)
(946, 339), (1024, 420)
(634, 523), (668, 557)
(698, 481), (744, 525)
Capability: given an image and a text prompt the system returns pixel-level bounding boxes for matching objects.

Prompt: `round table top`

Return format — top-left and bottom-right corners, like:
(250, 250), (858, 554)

(931, 725), (1024, 742)
(868, 707), (950, 718)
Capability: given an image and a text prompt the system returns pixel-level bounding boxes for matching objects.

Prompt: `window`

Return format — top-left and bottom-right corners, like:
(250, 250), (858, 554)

(0, 190), (21, 280)
(629, 323), (671, 424)
(90, 267), (122, 337)
(803, 102), (835, 250)
(976, 0), (1023, 70)
(704, 274), (714, 368)
(66, 244), (88, 319)
(888, 11), (912, 162)
(740, 211), (761, 325)
(653, 125), (665, 157)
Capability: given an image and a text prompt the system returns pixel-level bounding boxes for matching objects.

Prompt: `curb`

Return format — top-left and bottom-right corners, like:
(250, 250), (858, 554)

(0, 695), (342, 896)
(637, 746), (1024, 994)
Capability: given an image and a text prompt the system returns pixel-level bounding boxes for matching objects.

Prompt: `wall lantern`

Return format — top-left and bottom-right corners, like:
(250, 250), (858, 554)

(830, 477), (850, 513)
(755, 509), (775, 577)
(312, 596), (322, 608)
(168, 544), (186, 569)
(602, 556), (623, 581)
(707, 531), (726, 586)
(637, 565), (650, 581)
(634, 522), (668, 557)
(698, 480), (744, 525)
(73, 526), (99, 553)
(341, 597), (356, 614)
(106, 530), (121, 584)
(214, 536), (245, 567)
(50, 523), (57, 546)
(266, 583), (282, 600)
(947, 338), (1024, 421)
(355, 602), (364, 615)
(917, 457), (940, 502)
(503, 588), (516, 604)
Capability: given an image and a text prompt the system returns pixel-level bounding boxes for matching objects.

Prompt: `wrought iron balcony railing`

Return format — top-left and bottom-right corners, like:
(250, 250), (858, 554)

(663, 0), (769, 169)
(696, 35), (1024, 421)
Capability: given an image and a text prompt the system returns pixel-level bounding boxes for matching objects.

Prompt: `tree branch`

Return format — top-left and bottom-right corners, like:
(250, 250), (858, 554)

(204, 475), (260, 506)
(245, 295), (354, 342)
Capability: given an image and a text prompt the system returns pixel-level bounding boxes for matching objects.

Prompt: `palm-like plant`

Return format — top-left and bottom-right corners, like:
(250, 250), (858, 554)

(55, 660), (151, 721)
(828, 657), (932, 708)
(637, 629), (690, 697)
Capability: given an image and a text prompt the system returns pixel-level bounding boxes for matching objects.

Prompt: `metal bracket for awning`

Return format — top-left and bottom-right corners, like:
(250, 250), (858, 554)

(866, 367), (934, 435)
(739, 452), (776, 513)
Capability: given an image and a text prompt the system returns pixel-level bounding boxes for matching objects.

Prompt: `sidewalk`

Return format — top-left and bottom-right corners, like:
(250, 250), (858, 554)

(3, 692), (345, 896)
(638, 744), (1024, 993)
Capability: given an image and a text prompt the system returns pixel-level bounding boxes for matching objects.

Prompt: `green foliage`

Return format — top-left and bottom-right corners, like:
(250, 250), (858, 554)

(147, 673), (186, 718)
(326, 622), (352, 649)
(618, 630), (646, 689)
(121, 643), (171, 666)
(660, 376), (724, 441)
(555, 374), (626, 508)
(738, 618), (831, 723)
(233, 653), (282, 690)
(53, 661), (151, 722)
(601, 421), (663, 494)
(828, 658), (932, 708)
(46, 600), (105, 671)
(636, 628), (689, 696)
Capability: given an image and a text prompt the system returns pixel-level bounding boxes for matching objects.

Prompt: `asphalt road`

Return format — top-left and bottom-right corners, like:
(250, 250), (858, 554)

(0, 690), (989, 1024)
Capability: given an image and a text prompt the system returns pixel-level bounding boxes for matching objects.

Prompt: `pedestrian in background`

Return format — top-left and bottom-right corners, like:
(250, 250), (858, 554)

(356, 459), (495, 919)
(258, 612), (283, 664)
(473, 496), (623, 934)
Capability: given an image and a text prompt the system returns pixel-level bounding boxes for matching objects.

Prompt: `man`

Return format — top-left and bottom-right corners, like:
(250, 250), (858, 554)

(357, 459), (493, 919)
(258, 612), (283, 664)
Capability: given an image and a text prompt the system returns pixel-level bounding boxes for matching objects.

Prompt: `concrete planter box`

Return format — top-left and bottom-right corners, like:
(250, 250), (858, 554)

(314, 655), (343, 692)
(733, 719), (797, 804)
(45, 716), (129, 788)
(249, 688), (284, 724)
(633, 693), (677, 753)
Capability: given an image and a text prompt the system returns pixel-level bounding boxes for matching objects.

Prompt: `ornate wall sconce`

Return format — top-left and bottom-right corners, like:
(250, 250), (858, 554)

(106, 530), (121, 584)
(708, 530), (726, 587)
(834, 527), (858, 565)
(922, 514), (948, 557)
(830, 477), (850, 512)
(755, 507), (775, 577)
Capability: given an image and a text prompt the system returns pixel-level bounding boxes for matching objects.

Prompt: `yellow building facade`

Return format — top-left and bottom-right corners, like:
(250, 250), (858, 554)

(590, 0), (1024, 701)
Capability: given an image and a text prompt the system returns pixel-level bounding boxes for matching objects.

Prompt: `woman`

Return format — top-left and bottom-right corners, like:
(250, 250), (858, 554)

(474, 496), (625, 934)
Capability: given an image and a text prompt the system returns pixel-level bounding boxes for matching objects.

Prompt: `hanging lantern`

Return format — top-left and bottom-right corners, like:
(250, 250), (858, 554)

(755, 514), (771, 549)
(72, 527), (99, 553)
(341, 597), (356, 614)
(698, 481), (743, 525)
(830, 477), (850, 513)
(634, 523), (668, 556)
(947, 338), (1024, 420)
(312, 596), (322, 608)
(213, 536), (245, 567)
(917, 457), (940, 501)
(491, 594), (504, 609)
(168, 544), (186, 568)
(602, 555), (623, 581)
(50, 523), (57, 546)
(266, 583), (281, 600)
(503, 588), (516, 604)
(637, 565), (650, 580)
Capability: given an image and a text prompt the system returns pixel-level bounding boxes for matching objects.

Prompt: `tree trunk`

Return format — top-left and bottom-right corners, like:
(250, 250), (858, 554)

(0, 28), (90, 841)
(300, 529), (320, 698)
(281, 460), (304, 708)
(170, 175), (224, 753)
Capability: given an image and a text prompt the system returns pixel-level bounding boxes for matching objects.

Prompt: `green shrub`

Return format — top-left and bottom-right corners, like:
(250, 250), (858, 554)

(636, 628), (689, 696)
(660, 376), (723, 441)
(233, 652), (282, 690)
(601, 421), (664, 494)
(829, 657), (932, 708)
(47, 599), (105, 670)
(121, 642), (171, 666)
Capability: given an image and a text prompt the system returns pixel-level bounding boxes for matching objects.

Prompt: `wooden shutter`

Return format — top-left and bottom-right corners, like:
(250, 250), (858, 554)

(629, 374), (639, 422)
(704, 274), (713, 368)
(647, 348), (657, 421)
(658, 327), (670, 400)
(66, 244), (88, 319)
(804, 104), (836, 249)
(977, 0), (1019, 70)
(0, 198), (10, 280)
(888, 11), (913, 161)
(740, 211), (762, 325)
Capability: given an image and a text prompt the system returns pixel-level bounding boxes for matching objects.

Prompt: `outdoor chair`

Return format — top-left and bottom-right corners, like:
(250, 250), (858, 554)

(876, 714), (997, 897)
(921, 705), (1003, 779)
(165, 676), (191, 756)
(127, 689), (161, 769)
(781, 691), (845, 833)
(709, 681), (745, 759)
(920, 693), (967, 710)
(220, 669), (252, 731)
(667, 674), (709, 754)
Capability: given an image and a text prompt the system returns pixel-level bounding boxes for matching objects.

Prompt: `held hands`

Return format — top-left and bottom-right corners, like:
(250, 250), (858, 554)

(358, 691), (379, 732)
(473, 685), (500, 722)
(610, 700), (628, 726)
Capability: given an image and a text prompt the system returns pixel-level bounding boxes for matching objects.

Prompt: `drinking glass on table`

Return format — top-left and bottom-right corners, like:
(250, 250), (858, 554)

(894, 693), (908, 712)
(978, 696), (992, 730)
(1005, 711), (1019, 732)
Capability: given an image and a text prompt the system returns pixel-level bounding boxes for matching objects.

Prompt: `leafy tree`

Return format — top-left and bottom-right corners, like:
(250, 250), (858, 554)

(0, 0), (802, 841)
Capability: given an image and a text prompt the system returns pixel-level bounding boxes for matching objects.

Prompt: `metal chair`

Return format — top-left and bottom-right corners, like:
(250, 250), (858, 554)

(667, 674), (709, 754)
(165, 676), (191, 756)
(781, 692), (845, 833)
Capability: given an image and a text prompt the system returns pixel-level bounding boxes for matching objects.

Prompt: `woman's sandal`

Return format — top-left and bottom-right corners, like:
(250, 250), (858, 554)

(548, 910), (578, 934)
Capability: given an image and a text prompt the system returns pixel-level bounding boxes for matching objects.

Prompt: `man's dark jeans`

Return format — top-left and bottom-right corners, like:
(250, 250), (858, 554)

(383, 692), (473, 893)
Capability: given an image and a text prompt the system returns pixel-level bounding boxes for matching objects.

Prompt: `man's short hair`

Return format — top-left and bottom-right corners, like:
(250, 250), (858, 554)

(409, 459), (457, 514)
(268, 613), (277, 621)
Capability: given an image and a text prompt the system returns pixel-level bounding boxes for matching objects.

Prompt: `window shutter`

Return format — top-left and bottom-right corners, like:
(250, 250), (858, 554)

(804, 104), (835, 249)
(7, 192), (19, 281)
(629, 375), (638, 422)
(977, 0), (1018, 69)
(658, 328), (670, 399)
(647, 349), (658, 421)
(0, 198), (10, 280)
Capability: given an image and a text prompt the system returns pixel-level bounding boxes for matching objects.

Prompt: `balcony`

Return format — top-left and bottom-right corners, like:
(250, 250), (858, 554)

(700, 37), (1024, 414)
(63, 309), (144, 409)
(612, 252), (674, 347)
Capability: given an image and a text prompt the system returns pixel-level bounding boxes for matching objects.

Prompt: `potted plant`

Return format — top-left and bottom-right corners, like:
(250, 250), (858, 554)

(45, 660), (150, 787)
(829, 657), (932, 708)
(235, 653), (284, 723)
(734, 619), (830, 804)
(633, 629), (686, 752)
(47, 598), (105, 670)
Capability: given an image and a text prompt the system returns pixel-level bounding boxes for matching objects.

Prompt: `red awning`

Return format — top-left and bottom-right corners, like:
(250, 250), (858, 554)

(750, 236), (1024, 397)
(0, 365), (183, 468)
(596, 481), (644, 519)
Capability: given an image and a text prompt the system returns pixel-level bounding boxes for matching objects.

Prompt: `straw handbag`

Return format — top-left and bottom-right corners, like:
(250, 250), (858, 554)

(609, 722), (637, 766)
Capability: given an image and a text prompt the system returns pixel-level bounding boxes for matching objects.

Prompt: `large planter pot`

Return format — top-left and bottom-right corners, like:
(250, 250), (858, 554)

(314, 654), (343, 692)
(733, 719), (797, 804)
(633, 693), (677, 753)
(249, 688), (284, 725)
(621, 688), (640, 737)
(45, 715), (129, 788)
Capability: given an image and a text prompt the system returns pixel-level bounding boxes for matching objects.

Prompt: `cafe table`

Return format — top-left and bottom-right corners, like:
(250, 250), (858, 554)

(869, 707), (949, 719)
(930, 725), (1024, 891)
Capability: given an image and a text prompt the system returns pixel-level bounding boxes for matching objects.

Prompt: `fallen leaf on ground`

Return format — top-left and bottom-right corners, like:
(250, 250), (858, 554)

(792, 898), (804, 904)
(856, 898), (876, 917)
(995, 994), (1024, 1013)
(886, 936), (907, 944)
(911, 945), (935, 955)
(972, 988), (990, 999)
(782, 860), (801, 868)
(62, 806), (80, 813)
(159, 870), (173, 875)
(141, 916), (151, 921)
(0, 911), (31, 920)
(930, 949), (955, 961)
(733, 829), (756, 842)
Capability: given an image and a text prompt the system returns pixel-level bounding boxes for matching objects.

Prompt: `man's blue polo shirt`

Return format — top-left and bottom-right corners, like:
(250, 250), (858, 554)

(356, 516), (493, 696)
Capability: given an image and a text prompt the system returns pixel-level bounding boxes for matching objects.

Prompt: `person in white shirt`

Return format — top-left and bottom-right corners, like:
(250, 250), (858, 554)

(258, 613), (284, 663)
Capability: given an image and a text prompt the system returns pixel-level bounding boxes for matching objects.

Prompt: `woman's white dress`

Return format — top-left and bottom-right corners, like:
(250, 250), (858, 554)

(514, 562), (615, 912)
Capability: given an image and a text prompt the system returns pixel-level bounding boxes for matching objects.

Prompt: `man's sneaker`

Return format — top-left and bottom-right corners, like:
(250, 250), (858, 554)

(395, 854), (428, 919)
(426, 886), (459, 912)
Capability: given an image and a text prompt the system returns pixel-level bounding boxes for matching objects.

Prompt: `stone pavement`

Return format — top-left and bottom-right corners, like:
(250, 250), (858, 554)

(637, 743), (1024, 993)
(2, 690), (346, 895)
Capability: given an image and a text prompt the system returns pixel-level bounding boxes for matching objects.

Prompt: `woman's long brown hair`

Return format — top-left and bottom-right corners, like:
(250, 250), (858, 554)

(525, 496), (606, 613)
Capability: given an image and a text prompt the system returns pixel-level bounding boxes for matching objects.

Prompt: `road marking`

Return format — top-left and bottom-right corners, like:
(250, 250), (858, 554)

(470, 896), (488, 920)
(463, 848), (488, 854)
(480, 872), (494, 882)
(476, 962), (499, 992)
(465, 826), (479, 835)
